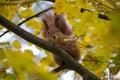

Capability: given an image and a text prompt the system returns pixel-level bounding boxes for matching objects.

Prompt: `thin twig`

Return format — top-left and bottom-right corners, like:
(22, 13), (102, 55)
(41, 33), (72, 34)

(80, 8), (110, 20)
(0, 30), (9, 37)
(0, 7), (53, 38)
(51, 64), (67, 73)
(94, 0), (114, 10)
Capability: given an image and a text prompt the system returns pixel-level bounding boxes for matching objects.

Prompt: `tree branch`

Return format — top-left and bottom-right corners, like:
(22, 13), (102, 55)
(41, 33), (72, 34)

(0, 7), (53, 38)
(80, 8), (110, 20)
(0, 15), (101, 80)
(51, 64), (67, 73)
(44, 0), (55, 3)
(0, 0), (38, 5)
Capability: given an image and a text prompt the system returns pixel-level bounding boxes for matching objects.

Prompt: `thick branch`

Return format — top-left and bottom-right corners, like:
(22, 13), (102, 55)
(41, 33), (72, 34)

(0, 15), (101, 80)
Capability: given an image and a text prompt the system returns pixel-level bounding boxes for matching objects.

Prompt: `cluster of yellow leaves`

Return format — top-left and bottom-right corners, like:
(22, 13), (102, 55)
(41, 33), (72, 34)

(25, 19), (43, 35)
(1, 0), (120, 79)
(20, 8), (35, 18)
(0, 5), (19, 20)
(0, 48), (16, 80)
(54, 0), (83, 23)
(54, 0), (99, 37)
(5, 49), (57, 80)
(20, 8), (43, 35)
(0, 4), (19, 30)
(54, 1), (120, 77)
(82, 46), (112, 77)
(41, 54), (57, 67)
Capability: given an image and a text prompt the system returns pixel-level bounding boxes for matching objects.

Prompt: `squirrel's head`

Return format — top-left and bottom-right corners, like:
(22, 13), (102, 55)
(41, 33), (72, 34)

(46, 27), (62, 42)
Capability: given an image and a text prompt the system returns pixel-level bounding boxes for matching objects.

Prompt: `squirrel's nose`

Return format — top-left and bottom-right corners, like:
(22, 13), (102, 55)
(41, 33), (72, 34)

(53, 35), (56, 39)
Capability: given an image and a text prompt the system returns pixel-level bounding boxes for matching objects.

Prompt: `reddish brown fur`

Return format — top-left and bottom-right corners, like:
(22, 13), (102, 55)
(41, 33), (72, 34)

(42, 10), (80, 65)
(53, 40), (80, 65)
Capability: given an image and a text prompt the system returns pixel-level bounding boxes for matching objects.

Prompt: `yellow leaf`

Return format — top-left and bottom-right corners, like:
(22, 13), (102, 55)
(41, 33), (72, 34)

(24, 49), (34, 58)
(20, 8), (34, 18)
(0, 48), (5, 61)
(12, 40), (21, 49)
(0, 6), (8, 17)
(73, 23), (88, 36)
(5, 49), (35, 79)
(82, 52), (103, 71)
(26, 20), (42, 35)
(81, 11), (98, 26)
(84, 35), (91, 43)
(5, 49), (57, 80)
(0, 25), (4, 30)
(41, 55), (57, 67)
(94, 62), (108, 77)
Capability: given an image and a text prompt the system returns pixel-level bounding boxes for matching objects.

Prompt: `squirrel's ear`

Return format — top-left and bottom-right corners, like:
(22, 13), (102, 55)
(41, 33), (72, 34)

(55, 14), (73, 36)
(55, 14), (61, 29)
(42, 19), (49, 31)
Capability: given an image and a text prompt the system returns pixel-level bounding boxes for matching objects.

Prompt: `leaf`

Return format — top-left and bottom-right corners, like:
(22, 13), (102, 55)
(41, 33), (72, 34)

(54, 0), (82, 23)
(0, 48), (5, 61)
(82, 50), (108, 77)
(80, 11), (98, 26)
(0, 0), (6, 3)
(40, 55), (57, 67)
(109, 66), (119, 76)
(25, 20), (43, 35)
(0, 25), (4, 30)
(109, 10), (120, 35)
(94, 62), (108, 77)
(0, 62), (6, 78)
(3, 73), (16, 80)
(84, 35), (91, 43)
(82, 52), (104, 71)
(95, 47), (111, 60)
(6, 49), (35, 71)
(112, 48), (120, 69)
(20, 8), (35, 18)
(0, 6), (8, 17)
(5, 49), (57, 80)
(12, 40), (21, 49)
(24, 49), (34, 59)
(73, 22), (88, 36)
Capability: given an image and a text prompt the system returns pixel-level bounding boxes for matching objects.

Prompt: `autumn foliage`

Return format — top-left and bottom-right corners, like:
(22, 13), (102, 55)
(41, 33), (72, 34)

(0, 0), (120, 80)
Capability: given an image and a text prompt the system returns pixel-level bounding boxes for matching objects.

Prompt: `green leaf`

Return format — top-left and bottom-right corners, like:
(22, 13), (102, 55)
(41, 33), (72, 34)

(3, 74), (16, 80)
(82, 52), (104, 71)
(0, 48), (5, 61)
(112, 48), (120, 69)
(0, 0), (6, 3)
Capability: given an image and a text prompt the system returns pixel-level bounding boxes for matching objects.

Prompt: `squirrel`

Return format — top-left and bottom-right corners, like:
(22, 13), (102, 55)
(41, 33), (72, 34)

(41, 10), (80, 65)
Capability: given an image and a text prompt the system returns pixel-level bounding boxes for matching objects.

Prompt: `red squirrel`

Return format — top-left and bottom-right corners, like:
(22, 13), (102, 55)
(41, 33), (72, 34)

(42, 10), (80, 65)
